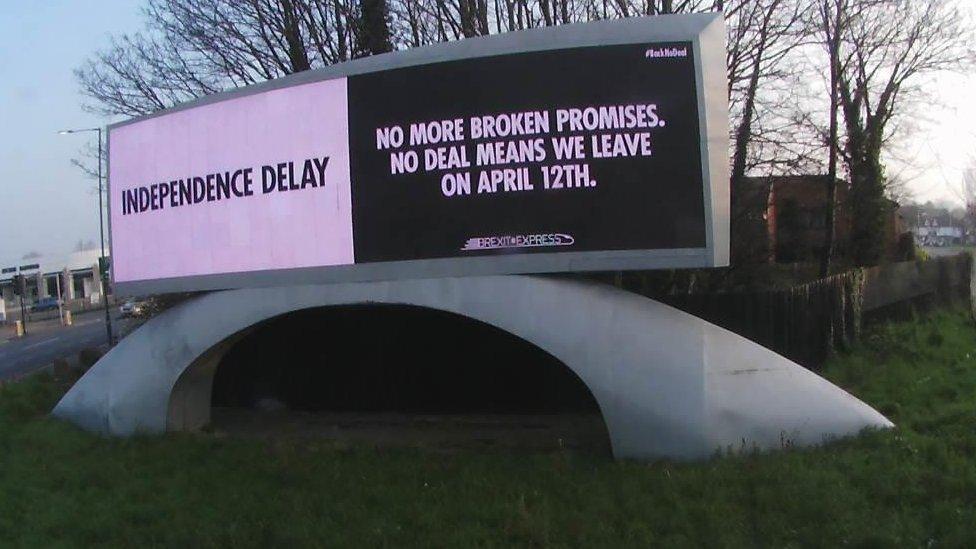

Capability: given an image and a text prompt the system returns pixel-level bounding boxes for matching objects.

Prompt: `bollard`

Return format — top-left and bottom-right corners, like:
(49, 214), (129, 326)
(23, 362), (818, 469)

(64, 310), (73, 326)
(15, 320), (24, 337)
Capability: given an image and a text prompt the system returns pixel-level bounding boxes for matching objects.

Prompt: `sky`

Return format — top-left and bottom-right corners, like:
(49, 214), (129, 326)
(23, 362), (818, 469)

(885, 70), (976, 207)
(0, 2), (973, 263)
(0, 1), (142, 264)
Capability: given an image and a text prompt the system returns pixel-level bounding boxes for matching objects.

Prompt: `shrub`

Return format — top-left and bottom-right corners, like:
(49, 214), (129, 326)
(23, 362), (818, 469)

(51, 358), (72, 378)
(78, 347), (104, 370)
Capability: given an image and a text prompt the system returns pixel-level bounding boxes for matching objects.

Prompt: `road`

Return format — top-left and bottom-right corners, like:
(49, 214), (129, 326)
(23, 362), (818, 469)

(0, 311), (129, 381)
(922, 246), (973, 258)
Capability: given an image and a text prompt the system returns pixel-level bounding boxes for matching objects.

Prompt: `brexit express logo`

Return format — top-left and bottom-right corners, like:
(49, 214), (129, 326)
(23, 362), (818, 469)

(461, 233), (576, 251)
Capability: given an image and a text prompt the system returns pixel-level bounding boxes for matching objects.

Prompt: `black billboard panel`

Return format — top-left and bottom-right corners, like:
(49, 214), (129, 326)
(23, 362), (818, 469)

(348, 43), (705, 263)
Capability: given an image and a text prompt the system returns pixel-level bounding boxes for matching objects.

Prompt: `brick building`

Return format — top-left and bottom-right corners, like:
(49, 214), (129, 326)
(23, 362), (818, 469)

(732, 175), (905, 265)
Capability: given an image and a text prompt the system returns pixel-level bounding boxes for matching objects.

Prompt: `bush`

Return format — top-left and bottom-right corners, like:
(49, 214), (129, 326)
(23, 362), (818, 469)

(915, 246), (930, 261)
(51, 358), (72, 378)
(78, 347), (104, 370)
(0, 373), (64, 422)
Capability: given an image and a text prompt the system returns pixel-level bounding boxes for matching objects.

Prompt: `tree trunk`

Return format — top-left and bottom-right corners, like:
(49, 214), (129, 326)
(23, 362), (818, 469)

(729, 18), (767, 255)
(359, 0), (393, 56)
(406, 0), (422, 47)
(820, 0), (842, 277)
(279, 0), (311, 72)
(541, 0), (553, 26)
(459, 0), (478, 37)
(334, 0), (349, 61)
(844, 122), (887, 266)
(477, 0), (490, 33)
(730, 64), (761, 185)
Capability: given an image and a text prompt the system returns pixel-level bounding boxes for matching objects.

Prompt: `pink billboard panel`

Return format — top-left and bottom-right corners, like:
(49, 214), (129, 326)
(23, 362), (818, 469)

(109, 78), (353, 283)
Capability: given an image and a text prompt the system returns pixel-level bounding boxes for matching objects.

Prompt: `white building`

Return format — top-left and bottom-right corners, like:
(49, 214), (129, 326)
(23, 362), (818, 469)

(914, 214), (965, 247)
(0, 249), (110, 318)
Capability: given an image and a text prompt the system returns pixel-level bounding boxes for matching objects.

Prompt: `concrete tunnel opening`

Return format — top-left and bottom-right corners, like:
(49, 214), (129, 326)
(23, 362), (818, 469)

(205, 304), (612, 453)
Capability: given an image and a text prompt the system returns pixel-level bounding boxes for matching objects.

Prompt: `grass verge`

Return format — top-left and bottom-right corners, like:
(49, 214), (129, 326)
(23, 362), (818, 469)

(2, 309), (975, 546)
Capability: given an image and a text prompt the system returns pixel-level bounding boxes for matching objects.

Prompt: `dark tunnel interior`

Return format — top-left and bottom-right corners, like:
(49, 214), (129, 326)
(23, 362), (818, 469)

(211, 304), (603, 415)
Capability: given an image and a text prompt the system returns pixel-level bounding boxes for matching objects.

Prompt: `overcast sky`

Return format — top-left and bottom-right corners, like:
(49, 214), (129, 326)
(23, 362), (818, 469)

(0, 3), (973, 263)
(0, 1), (141, 264)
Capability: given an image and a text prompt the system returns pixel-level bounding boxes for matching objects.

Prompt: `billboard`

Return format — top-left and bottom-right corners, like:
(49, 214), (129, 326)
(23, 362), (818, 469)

(108, 14), (729, 295)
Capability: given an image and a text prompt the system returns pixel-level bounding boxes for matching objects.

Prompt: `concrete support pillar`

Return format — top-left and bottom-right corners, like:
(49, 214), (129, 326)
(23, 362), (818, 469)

(91, 264), (102, 301)
(62, 268), (76, 300)
(36, 272), (48, 299)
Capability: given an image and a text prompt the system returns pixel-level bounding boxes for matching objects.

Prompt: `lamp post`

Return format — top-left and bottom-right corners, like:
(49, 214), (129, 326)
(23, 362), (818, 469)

(59, 127), (114, 347)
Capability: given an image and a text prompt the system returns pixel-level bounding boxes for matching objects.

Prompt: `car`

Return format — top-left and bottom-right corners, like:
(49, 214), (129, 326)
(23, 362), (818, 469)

(120, 299), (148, 318)
(31, 296), (62, 313)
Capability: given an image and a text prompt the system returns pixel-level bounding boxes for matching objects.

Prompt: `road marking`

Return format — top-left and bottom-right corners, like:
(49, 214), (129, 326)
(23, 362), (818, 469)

(23, 338), (58, 351)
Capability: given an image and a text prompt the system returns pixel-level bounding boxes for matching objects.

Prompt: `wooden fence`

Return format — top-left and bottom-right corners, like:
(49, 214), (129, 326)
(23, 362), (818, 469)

(621, 254), (973, 369)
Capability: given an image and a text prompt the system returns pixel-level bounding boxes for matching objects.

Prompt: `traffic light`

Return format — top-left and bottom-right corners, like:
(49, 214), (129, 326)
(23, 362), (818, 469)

(98, 256), (111, 277)
(11, 274), (25, 296)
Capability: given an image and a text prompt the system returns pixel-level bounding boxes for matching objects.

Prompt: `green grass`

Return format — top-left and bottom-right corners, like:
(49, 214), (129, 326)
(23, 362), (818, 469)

(2, 310), (976, 547)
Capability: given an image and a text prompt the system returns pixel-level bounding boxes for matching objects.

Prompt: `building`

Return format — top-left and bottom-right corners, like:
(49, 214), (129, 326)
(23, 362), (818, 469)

(732, 175), (906, 265)
(0, 249), (110, 321)
(909, 209), (967, 247)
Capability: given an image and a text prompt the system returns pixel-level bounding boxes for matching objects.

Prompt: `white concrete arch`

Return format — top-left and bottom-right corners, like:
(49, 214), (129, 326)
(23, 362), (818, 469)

(52, 275), (892, 460)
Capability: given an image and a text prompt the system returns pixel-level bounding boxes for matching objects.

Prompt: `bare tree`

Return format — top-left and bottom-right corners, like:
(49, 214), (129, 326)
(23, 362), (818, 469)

(725, 0), (815, 187)
(727, 0), (808, 184)
(77, 0), (370, 117)
(76, 0), (973, 268)
(965, 160), (976, 227)
(76, 0), (725, 117)
(357, 0), (394, 54)
(723, 0), (825, 266)
(831, 0), (974, 265)
(950, 157), (976, 227)
(817, 0), (844, 276)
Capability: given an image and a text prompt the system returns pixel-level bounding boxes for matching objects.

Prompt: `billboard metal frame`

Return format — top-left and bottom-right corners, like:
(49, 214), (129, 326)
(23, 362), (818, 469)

(108, 13), (729, 296)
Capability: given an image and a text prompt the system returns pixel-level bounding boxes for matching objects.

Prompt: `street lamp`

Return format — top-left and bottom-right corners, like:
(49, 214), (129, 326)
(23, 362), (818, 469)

(59, 127), (114, 347)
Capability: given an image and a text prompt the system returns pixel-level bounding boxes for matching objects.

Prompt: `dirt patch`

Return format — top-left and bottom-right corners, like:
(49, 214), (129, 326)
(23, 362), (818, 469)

(211, 409), (611, 454)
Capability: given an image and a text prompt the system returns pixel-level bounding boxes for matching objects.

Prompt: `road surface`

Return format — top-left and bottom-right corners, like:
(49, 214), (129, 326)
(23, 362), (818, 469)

(922, 246), (974, 258)
(0, 312), (128, 381)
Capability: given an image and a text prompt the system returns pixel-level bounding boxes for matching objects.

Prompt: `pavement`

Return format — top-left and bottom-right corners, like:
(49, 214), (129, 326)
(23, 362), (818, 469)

(922, 246), (974, 258)
(0, 311), (129, 381)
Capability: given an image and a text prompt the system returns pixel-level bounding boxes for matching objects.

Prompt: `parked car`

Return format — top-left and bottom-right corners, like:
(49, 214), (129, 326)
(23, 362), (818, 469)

(119, 299), (148, 318)
(31, 296), (61, 313)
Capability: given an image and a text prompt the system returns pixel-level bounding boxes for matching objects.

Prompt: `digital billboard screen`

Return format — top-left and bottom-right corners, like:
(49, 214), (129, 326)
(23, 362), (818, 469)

(108, 14), (729, 294)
